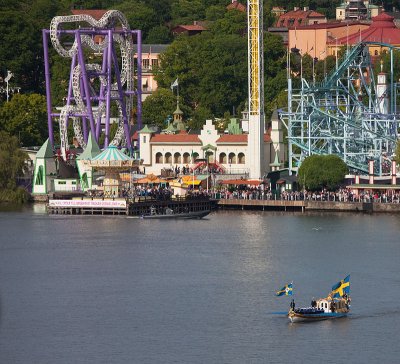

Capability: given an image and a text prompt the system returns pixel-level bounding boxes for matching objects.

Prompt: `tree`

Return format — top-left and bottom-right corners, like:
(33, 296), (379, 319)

(0, 94), (48, 146)
(298, 154), (348, 191)
(145, 25), (172, 44)
(0, 131), (29, 203)
(142, 88), (177, 127)
(395, 140), (400, 165)
(156, 11), (247, 119)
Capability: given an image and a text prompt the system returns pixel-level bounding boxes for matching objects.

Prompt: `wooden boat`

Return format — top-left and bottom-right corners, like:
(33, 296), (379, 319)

(129, 207), (210, 219)
(288, 295), (350, 323)
(141, 209), (210, 219)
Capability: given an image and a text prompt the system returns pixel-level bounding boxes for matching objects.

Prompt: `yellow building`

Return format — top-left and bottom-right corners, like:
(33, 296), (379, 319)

(288, 22), (369, 60)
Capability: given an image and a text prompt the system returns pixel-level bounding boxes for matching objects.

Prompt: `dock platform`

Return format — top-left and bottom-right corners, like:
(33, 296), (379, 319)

(47, 197), (215, 216)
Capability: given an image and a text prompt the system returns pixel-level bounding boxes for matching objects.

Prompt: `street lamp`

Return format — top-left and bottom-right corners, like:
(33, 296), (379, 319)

(0, 70), (20, 102)
(5, 70), (13, 102)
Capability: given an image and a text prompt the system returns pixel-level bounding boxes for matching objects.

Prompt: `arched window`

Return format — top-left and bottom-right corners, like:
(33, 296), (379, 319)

(174, 152), (181, 164)
(165, 152), (172, 164)
(193, 152), (199, 161)
(228, 152), (236, 164)
(238, 153), (245, 164)
(374, 50), (379, 56)
(35, 165), (44, 185)
(219, 152), (227, 164)
(206, 151), (214, 163)
(183, 152), (190, 164)
(155, 152), (163, 164)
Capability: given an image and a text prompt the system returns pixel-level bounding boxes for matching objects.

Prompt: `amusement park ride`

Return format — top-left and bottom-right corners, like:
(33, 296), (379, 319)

(280, 42), (400, 176)
(42, 10), (142, 161)
(41, 5), (399, 179)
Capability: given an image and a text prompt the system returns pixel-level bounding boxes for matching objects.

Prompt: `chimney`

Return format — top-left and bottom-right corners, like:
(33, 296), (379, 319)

(294, 7), (299, 11)
(304, 7), (309, 11)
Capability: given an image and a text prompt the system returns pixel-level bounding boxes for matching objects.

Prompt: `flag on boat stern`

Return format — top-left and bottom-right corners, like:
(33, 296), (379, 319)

(331, 275), (350, 298)
(276, 283), (293, 296)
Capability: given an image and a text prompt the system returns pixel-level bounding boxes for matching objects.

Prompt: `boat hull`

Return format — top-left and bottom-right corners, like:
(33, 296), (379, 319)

(139, 210), (210, 219)
(288, 311), (348, 323)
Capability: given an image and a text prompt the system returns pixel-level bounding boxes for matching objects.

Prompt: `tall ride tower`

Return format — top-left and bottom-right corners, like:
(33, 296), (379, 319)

(247, 0), (264, 179)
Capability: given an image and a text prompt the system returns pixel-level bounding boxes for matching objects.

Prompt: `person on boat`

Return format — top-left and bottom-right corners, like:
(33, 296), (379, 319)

(311, 298), (316, 308)
(290, 299), (295, 310)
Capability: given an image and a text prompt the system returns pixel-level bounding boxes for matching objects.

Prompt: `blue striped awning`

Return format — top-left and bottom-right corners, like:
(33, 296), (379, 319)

(91, 146), (132, 162)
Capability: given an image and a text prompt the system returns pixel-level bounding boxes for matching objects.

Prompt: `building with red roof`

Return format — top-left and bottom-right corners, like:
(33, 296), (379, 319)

(172, 23), (207, 36)
(328, 13), (400, 57)
(227, 1), (246, 13)
(70, 9), (108, 20)
(288, 21), (369, 59)
(276, 8), (327, 28)
(135, 116), (284, 177)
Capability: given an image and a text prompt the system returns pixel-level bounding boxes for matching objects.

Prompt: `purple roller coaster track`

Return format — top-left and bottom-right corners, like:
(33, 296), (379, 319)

(42, 10), (142, 160)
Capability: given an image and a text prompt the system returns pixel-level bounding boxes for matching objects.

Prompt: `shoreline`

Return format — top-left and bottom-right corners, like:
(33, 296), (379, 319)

(217, 199), (400, 213)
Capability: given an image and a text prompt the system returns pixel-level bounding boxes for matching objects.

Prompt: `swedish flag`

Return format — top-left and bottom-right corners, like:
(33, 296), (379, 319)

(331, 275), (350, 298)
(276, 283), (293, 296)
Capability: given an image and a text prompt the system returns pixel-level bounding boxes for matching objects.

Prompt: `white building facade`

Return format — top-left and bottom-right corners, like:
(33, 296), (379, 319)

(138, 119), (285, 178)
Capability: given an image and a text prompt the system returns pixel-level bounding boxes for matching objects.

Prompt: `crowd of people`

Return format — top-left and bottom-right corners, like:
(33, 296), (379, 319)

(89, 179), (400, 204)
(207, 186), (400, 203)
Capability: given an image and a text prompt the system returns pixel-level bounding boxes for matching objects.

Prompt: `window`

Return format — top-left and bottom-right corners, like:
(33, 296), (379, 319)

(238, 153), (245, 164)
(143, 135), (147, 143)
(183, 152), (190, 163)
(228, 152), (236, 164)
(35, 165), (44, 185)
(142, 59), (150, 69)
(155, 152), (163, 164)
(219, 152), (227, 164)
(58, 181), (66, 185)
(206, 151), (214, 163)
(151, 59), (158, 69)
(165, 152), (172, 164)
(374, 50), (379, 56)
(174, 152), (181, 164)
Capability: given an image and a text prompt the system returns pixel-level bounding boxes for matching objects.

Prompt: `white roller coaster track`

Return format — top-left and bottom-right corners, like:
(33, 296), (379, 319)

(50, 10), (133, 159)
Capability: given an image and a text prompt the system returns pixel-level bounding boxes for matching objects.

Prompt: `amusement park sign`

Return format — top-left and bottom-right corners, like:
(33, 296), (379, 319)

(48, 199), (127, 209)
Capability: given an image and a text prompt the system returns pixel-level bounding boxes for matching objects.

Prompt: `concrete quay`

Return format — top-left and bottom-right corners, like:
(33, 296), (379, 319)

(217, 199), (400, 213)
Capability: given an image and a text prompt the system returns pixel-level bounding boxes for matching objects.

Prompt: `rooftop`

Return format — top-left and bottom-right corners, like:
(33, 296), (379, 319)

(331, 12), (400, 45)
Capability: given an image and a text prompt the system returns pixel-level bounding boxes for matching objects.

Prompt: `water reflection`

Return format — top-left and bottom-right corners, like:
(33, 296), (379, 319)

(0, 209), (400, 363)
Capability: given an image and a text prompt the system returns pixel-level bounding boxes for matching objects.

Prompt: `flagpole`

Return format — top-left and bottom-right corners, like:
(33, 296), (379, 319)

(191, 150), (195, 190)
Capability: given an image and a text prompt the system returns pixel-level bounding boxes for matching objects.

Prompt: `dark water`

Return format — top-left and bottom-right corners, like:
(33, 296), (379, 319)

(0, 205), (400, 364)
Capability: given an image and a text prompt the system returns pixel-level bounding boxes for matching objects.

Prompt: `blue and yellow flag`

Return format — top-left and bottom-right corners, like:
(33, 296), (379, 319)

(331, 275), (350, 298)
(276, 283), (293, 296)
